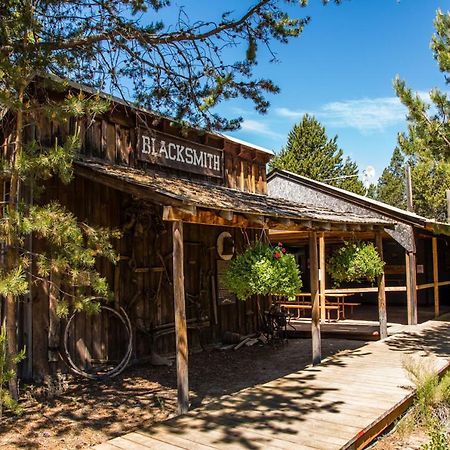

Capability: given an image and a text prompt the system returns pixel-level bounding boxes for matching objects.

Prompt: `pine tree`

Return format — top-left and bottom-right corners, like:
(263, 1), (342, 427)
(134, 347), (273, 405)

(412, 157), (450, 220)
(269, 114), (366, 195)
(394, 9), (449, 158)
(392, 9), (450, 220)
(375, 147), (407, 209)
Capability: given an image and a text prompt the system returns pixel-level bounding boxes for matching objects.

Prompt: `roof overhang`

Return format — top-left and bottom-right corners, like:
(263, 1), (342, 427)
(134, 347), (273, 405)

(75, 159), (394, 232)
(268, 169), (428, 228)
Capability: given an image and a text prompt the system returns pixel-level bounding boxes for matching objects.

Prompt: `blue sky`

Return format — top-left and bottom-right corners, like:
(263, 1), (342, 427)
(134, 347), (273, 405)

(205, 0), (450, 182)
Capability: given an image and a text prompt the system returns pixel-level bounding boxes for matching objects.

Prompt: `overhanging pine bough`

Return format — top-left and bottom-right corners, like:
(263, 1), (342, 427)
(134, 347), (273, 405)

(0, 1), (339, 131)
(224, 242), (302, 301)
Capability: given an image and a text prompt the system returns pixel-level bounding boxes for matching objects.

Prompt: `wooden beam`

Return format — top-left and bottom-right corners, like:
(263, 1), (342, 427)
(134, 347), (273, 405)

(177, 205), (197, 216)
(244, 214), (267, 228)
(239, 160), (245, 191)
(317, 222), (331, 231)
(432, 237), (439, 318)
(375, 232), (387, 339)
(172, 221), (189, 414)
(219, 210), (234, 221)
(319, 232), (326, 322)
(309, 231), (321, 365)
(405, 250), (418, 325)
(325, 286), (406, 294)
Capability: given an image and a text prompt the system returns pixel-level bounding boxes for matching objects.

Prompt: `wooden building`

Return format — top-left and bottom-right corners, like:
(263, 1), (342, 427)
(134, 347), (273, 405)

(268, 169), (450, 327)
(1, 79), (393, 412)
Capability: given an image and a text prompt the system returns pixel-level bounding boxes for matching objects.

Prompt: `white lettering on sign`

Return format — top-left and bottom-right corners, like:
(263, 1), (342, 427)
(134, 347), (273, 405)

(141, 135), (152, 154)
(138, 130), (223, 178)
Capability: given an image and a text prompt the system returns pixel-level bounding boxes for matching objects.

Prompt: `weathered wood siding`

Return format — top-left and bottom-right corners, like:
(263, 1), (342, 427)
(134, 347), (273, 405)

(7, 88), (272, 379)
(32, 105), (270, 194)
(28, 175), (264, 379)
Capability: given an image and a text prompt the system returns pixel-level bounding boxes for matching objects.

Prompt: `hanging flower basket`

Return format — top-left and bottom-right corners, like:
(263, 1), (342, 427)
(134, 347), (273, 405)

(223, 242), (302, 301)
(328, 241), (384, 286)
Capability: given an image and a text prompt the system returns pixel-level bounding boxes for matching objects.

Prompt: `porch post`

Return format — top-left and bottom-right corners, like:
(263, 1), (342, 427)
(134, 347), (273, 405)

(375, 232), (388, 339)
(309, 231), (321, 365)
(172, 220), (189, 414)
(432, 237), (439, 318)
(319, 232), (326, 322)
(405, 250), (418, 325)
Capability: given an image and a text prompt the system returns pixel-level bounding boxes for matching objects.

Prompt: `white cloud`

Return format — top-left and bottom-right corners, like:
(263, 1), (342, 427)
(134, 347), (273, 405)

(322, 97), (405, 131)
(240, 119), (285, 139)
(276, 97), (406, 132)
(275, 107), (306, 120)
(275, 91), (436, 133)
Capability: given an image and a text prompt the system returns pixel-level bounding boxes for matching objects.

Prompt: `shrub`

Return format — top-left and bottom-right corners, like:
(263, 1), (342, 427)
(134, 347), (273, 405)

(327, 241), (385, 286)
(403, 357), (450, 449)
(224, 242), (302, 301)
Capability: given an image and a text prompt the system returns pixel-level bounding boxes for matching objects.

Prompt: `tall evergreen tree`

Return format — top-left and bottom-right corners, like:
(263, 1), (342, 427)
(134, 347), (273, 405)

(375, 147), (407, 209)
(270, 114), (366, 195)
(394, 9), (450, 160)
(412, 157), (450, 221)
(391, 9), (450, 220)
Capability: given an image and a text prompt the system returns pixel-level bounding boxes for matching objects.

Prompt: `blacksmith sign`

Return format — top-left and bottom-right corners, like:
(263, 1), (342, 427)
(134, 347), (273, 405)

(138, 129), (223, 178)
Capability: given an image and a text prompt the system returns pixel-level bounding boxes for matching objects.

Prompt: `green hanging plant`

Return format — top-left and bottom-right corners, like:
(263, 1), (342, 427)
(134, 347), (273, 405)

(328, 241), (385, 286)
(224, 242), (302, 301)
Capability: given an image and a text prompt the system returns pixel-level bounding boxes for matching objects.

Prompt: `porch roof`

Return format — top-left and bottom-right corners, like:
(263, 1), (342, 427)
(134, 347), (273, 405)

(75, 159), (394, 231)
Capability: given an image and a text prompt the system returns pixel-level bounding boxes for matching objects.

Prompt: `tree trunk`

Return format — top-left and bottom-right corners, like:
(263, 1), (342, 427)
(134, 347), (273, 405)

(5, 86), (25, 399)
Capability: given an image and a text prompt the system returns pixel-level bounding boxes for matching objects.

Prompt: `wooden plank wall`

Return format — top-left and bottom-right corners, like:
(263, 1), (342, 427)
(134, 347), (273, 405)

(29, 175), (264, 379)
(76, 109), (269, 195)
(16, 97), (271, 379)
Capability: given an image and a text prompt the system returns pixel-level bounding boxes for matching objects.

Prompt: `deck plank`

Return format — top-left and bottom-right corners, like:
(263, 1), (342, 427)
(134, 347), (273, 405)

(95, 320), (450, 450)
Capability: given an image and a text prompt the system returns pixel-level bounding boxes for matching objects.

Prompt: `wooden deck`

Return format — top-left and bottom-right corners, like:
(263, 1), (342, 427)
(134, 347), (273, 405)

(95, 320), (450, 450)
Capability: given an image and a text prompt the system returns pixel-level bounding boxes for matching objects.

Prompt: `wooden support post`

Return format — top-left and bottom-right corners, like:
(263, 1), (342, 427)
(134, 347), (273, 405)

(309, 231), (321, 365)
(172, 221), (189, 414)
(48, 272), (61, 364)
(405, 250), (418, 325)
(319, 232), (326, 322)
(432, 237), (440, 318)
(375, 233), (388, 339)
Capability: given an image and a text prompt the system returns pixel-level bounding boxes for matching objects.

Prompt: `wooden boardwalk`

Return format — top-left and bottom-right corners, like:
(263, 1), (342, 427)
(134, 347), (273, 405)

(96, 320), (450, 450)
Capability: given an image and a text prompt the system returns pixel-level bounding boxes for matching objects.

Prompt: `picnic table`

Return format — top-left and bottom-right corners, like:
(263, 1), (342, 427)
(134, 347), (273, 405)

(276, 292), (361, 321)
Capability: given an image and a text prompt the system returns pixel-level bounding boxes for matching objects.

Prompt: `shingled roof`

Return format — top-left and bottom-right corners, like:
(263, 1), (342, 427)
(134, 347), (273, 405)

(268, 169), (450, 236)
(75, 159), (394, 231)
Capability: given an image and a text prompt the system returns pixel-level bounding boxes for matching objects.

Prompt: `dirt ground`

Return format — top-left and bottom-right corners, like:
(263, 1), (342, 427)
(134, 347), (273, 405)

(370, 426), (429, 450)
(0, 338), (364, 450)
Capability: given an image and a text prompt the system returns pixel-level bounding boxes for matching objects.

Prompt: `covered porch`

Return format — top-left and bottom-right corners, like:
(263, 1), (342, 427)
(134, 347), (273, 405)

(75, 159), (393, 413)
(269, 226), (450, 339)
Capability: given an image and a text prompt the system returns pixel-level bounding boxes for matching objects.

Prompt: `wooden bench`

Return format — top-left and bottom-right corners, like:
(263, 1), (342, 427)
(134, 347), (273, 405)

(326, 301), (362, 319)
(280, 303), (340, 321)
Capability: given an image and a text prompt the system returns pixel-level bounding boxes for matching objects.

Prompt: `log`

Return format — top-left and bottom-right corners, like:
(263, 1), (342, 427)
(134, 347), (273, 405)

(309, 231), (321, 365)
(375, 233), (387, 339)
(432, 237), (439, 318)
(172, 220), (189, 414)
(319, 232), (326, 322)
(405, 251), (418, 325)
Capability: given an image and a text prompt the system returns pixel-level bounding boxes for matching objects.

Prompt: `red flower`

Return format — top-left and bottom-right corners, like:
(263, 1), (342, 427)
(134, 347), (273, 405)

(277, 242), (283, 247)
(273, 252), (281, 260)
(282, 248), (286, 254)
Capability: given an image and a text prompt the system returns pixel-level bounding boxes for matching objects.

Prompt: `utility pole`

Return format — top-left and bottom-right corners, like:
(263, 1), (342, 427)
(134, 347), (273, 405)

(405, 164), (414, 213)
